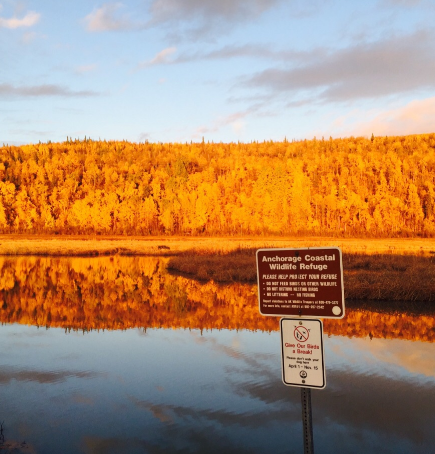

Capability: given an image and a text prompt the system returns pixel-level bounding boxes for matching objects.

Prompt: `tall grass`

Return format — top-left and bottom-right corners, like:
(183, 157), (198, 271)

(167, 248), (435, 302)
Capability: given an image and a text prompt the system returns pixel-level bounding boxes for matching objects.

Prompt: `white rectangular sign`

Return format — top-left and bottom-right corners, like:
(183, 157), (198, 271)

(280, 318), (326, 389)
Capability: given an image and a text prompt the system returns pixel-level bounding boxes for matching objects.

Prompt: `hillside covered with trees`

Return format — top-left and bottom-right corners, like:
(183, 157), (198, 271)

(0, 133), (434, 236)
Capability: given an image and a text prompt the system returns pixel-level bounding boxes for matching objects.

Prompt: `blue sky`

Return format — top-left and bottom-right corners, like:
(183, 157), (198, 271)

(1, 0), (435, 145)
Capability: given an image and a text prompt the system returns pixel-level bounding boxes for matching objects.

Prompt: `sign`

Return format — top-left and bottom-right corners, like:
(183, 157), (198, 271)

(256, 247), (344, 319)
(281, 318), (325, 389)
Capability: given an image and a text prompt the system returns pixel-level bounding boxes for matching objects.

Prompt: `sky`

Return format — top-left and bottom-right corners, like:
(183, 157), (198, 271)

(1, 0), (435, 145)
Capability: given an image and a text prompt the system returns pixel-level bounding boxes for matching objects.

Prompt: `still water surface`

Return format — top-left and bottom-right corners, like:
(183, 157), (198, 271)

(0, 256), (434, 454)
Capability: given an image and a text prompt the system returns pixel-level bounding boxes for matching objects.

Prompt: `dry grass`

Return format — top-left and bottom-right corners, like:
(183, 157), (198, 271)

(0, 234), (434, 256)
(0, 235), (190, 256)
(167, 247), (258, 282)
(167, 247), (435, 302)
(344, 253), (435, 302)
(1, 234), (435, 302)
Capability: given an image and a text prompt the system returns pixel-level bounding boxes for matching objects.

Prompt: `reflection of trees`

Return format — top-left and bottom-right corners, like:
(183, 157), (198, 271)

(323, 312), (435, 343)
(0, 256), (276, 333)
(0, 256), (434, 342)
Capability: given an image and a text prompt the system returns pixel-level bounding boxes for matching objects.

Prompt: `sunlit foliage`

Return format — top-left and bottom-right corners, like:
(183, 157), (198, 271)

(1, 134), (435, 235)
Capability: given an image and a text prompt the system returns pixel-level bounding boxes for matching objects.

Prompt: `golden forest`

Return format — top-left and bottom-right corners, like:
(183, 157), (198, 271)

(1, 133), (435, 236)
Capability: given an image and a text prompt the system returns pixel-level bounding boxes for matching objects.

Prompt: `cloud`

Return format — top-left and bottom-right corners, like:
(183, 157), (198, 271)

(8, 128), (52, 137)
(84, 3), (139, 32)
(134, 44), (271, 70)
(149, 0), (282, 39)
(245, 29), (435, 103)
(84, 0), (287, 38)
(75, 64), (98, 75)
(324, 96), (435, 137)
(232, 120), (246, 135)
(0, 10), (40, 28)
(20, 31), (38, 44)
(0, 83), (100, 99)
(135, 47), (176, 70)
(193, 109), (256, 138)
(149, 0), (280, 23)
(169, 44), (318, 65)
(382, 0), (423, 6)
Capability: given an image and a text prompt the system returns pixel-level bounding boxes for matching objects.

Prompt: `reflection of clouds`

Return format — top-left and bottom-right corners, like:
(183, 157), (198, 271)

(130, 395), (292, 428)
(331, 336), (435, 378)
(189, 331), (277, 382)
(82, 436), (148, 454)
(130, 397), (173, 423)
(4, 330), (47, 338)
(0, 366), (100, 384)
(128, 369), (435, 451)
(314, 370), (435, 446)
(364, 337), (435, 378)
(230, 354), (435, 448)
(0, 439), (36, 453)
(185, 331), (435, 450)
(72, 393), (95, 405)
(82, 429), (255, 454)
(56, 353), (81, 361)
(1, 322), (434, 453)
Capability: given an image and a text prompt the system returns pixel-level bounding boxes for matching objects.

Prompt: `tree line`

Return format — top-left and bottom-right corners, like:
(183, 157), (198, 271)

(1, 133), (435, 236)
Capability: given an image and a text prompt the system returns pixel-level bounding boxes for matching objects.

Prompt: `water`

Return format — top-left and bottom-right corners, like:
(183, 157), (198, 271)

(0, 256), (434, 454)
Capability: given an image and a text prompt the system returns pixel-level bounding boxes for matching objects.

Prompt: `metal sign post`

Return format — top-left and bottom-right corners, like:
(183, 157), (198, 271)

(301, 387), (314, 454)
(256, 247), (344, 454)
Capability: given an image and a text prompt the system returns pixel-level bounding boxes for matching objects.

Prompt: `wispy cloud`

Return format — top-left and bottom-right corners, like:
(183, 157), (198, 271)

(20, 31), (39, 44)
(149, 0), (280, 23)
(134, 44), (321, 70)
(84, 0), (285, 38)
(0, 10), (40, 29)
(135, 47), (176, 70)
(382, 0), (423, 6)
(245, 29), (435, 103)
(84, 3), (140, 32)
(8, 128), (52, 138)
(74, 64), (98, 75)
(149, 0), (283, 39)
(0, 83), (100, 99)
(326, 96), (435, 137)
(193, 108), (260, 138)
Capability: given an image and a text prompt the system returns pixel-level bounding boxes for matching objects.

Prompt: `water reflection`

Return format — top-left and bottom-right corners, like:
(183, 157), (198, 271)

(0, 325), (434, 454)
(0, 256), (434, 343)
(1, 256), (435, 453)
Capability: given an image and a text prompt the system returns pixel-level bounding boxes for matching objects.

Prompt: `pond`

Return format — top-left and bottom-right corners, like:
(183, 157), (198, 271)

(0, 256), (434, 454)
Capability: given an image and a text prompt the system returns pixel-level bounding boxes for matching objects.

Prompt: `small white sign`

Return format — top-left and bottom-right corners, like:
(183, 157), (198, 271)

(280, 318), (326, 389)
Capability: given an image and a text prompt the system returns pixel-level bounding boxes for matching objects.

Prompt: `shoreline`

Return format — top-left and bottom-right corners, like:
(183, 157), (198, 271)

(0, 235), (434, 305)
(0, 234), (434, 256)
